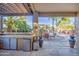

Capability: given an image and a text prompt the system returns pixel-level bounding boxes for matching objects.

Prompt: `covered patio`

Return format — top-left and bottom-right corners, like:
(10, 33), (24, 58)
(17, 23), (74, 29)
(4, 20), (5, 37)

(1, 3), (79, 56)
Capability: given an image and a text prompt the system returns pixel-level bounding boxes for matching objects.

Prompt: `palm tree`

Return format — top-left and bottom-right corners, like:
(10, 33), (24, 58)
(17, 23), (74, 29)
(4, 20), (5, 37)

(48, 17), (71, 35)
(4, 16), (31, 32)
(48, 17), (57, 36)
(56, 17), (70, 33)
(15, 16), (30, 32)
(4, 16), (14, 32)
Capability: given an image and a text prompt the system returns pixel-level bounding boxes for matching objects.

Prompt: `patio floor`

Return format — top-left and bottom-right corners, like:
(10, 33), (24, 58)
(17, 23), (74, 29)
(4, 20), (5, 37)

(0, 36), (79, 56)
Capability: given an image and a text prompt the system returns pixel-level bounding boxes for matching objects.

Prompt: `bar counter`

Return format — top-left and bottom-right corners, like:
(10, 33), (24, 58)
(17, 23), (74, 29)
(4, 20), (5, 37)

(0, 32), (33, 51)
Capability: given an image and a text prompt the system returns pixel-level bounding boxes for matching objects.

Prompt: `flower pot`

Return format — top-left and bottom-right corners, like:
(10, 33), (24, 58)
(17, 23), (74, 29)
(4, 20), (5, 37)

(69, 40), (75, 48)
(39, 36), (43, 48)
(0, 44), (3, 49)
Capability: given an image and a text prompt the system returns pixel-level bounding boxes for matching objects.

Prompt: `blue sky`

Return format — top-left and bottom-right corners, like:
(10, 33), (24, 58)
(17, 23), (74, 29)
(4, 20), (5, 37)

(26, 16), (75, 26)
(26, 15), (33, 25)
(38, 17), (52, 25)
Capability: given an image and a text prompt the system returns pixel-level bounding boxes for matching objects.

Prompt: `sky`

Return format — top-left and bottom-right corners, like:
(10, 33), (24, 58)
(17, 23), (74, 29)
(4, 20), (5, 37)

(26, 16), (75, 26)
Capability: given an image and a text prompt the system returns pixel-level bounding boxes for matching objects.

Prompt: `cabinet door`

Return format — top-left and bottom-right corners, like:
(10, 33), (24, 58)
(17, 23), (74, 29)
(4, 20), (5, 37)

(10, 38), (16, 49)
(3, 37), (10, 49)
(17, 38), (23, 50)
(23, 39), (30, 51)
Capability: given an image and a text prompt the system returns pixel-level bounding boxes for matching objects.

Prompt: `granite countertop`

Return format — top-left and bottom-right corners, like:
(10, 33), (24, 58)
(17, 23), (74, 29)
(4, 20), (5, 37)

(0, 32), (32, 35)
(0, 32), (33, 39)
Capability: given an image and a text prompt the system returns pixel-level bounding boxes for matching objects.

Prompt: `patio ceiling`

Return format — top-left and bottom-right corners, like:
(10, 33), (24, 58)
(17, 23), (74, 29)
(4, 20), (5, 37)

(31, 3), (79, 16)
(0, 3), (79, 16)
(33, 3), (79, 13)
(0, 3), (32, 15)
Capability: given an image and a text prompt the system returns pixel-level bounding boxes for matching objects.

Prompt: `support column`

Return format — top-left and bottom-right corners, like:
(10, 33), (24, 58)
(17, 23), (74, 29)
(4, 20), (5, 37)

(0, 15), (3, 32)
(32, 12), (38, 37)
(0, 15), (3, 49)
(30, 12), (38, 51)
(0, 16), (1, 32)
(75, 13), (79, 48)
(33, 12), (38, 24)
(33, 12), (38, 34)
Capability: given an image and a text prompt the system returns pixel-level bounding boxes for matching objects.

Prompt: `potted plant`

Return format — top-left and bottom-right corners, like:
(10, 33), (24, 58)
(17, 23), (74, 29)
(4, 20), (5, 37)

(69, 30), (75, 48)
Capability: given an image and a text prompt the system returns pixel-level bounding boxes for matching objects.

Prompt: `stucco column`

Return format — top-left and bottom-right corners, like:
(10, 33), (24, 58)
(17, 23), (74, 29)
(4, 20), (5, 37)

(0, 16), (1, 31)
(75, 13), (79, 48)
(0, 15), (3, 32)
(33, 12), (38, 23)
(30, 12), (38, 51)
(33, 12), (38, 34)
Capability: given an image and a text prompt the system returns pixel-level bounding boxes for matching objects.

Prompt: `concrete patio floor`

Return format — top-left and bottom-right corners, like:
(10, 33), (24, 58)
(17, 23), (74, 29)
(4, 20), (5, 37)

(0, 36), (79, 56)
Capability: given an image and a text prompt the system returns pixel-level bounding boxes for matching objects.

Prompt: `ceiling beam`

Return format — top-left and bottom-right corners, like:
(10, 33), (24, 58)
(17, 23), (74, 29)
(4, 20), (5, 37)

(38, 12), (77, 17)
(29, 3), (36, 14)
(2, 4), (16, 13)
(0, 4), (13, 13)
(8, 3), (21, 13)
(23, 3), (32, 14)
(15, 3), (27, 13)
(0, 13), (31, 16)
(0, 3), (30, 15)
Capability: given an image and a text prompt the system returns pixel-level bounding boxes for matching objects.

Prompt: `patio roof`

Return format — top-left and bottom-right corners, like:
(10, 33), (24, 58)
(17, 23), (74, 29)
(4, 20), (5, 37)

(33, 3), (79, 12)
(0, 3), (32, 16)
(0, 3), (79, 16)
(33, 3), (79, 16)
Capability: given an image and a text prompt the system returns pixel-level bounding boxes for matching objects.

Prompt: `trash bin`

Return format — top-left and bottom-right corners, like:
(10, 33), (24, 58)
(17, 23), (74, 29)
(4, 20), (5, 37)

(33, 40), (39, 51)
(32, 36), (39, 51)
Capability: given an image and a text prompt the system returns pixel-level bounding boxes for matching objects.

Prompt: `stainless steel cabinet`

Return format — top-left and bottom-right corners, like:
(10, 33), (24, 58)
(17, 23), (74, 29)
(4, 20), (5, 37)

(10, 38), (16, 49)
(23, 38), (30, 51)
(1, 37), (31, 51)
(2, 37), (16, 49)
(3, 37), (10, 49)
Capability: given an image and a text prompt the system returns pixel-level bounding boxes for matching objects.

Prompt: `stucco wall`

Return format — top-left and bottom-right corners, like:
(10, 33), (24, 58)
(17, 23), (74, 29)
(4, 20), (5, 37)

(75, 13), (79, 48)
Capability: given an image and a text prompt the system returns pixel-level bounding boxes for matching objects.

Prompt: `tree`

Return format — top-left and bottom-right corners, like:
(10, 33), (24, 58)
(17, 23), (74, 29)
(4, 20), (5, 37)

(56, 17), (75, 32)
(56, 17), (70, 27)
(4, 16), (14, 32)
(48, 17), (57, 36)
(15, 16), (30, 32)
(14, 16), (30, 32)
(4, 16), (31, 32)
